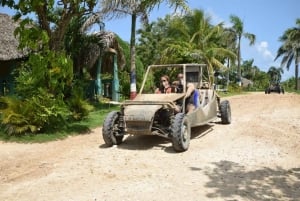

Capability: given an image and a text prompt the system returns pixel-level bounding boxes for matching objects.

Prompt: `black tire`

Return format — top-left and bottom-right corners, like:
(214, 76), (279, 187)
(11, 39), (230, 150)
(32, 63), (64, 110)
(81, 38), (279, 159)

(220, 100), (231, 124)
(171, 113), (191, 152)
(102, 111), (124, 146)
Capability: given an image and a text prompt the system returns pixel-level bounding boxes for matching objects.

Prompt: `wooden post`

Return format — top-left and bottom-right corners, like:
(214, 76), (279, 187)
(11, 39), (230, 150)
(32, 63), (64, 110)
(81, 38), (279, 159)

(112, 54), (119, 102)
(95, 57), (102, 97)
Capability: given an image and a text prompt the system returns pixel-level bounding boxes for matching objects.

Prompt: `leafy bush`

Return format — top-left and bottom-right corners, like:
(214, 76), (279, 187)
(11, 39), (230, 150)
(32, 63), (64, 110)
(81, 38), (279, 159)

(67, 81), (94, 121)
(0, 89), (68, 135)
(0, 16), (95, 136)
(0, 50), (93, 135)
(227, 83), (242, 93)
(15, 51), (73, 98)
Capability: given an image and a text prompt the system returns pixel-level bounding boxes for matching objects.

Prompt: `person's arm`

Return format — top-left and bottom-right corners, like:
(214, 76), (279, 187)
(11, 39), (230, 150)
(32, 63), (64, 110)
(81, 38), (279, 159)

(155, 88), (161, 93)
(185, 83), (195, 97)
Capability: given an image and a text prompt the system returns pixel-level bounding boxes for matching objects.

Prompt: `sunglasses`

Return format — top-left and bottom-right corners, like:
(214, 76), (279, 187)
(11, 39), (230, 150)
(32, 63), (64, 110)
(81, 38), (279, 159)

(161, 79), (167, 82)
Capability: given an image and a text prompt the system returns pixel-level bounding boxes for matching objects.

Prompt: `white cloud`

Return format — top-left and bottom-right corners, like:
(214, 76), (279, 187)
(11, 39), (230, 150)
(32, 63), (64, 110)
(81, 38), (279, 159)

(205, 8), (231, 27)
(256, 41), (274, 60)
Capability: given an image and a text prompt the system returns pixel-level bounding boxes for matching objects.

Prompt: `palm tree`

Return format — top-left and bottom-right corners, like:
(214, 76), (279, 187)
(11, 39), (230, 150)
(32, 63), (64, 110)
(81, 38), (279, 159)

(229, 15), (256, 86)
(97, 0), (188, 99)
(159, 9), (236, 84)
(275, 18), (300, 90)
(222, 28), (238, 88)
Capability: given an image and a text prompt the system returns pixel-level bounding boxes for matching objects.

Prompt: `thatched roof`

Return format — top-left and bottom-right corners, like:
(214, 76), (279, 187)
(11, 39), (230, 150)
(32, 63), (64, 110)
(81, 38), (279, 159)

(0, 13), (27, 61)
(0, 13), (125, 73)
(241, 77), (253, 87)
(81, 31), (126, 72)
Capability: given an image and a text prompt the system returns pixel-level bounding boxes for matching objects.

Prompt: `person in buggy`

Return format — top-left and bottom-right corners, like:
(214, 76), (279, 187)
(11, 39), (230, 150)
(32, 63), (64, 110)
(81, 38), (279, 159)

(155, 75), (172, 94)
(173, 73), (200, 114)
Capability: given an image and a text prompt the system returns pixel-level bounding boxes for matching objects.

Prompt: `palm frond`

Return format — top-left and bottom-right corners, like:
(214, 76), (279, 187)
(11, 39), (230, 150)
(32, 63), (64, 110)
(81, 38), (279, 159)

(80, 12), (103, 33)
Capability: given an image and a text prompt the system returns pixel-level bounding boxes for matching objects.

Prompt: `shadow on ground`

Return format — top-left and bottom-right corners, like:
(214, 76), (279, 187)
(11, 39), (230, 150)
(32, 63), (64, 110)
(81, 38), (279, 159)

(100, 124), (214, 153)
(191, 160), (300, 200)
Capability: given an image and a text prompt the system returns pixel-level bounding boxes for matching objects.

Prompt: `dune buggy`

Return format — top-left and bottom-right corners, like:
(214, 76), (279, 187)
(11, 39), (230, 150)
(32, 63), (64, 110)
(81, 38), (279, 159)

(102, 64), (231, 152)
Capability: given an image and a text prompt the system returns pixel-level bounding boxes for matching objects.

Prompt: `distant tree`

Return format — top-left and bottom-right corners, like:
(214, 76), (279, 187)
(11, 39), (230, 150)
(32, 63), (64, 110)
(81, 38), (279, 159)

(229, 15), (256, 86)
(137, 15), (174, 66)
(275, 18), (300, 90)
(241, 59), (256, 80)
(222, 27), (237, 87)
(137, 22), (161, 67)
(241, 59), (253, 80)
(253, 70), (269, 89)
(267, 66), (284, 83)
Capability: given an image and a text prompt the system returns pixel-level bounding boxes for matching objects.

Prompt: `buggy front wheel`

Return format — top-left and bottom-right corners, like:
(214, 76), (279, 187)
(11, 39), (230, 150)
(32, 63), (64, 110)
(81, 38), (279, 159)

(102, 111), (124, 146)
(171, 113), (191, 152)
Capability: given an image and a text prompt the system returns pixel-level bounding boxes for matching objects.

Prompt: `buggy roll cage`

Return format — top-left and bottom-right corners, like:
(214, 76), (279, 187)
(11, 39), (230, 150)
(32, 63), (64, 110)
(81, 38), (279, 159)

(138, 63), (209, 95)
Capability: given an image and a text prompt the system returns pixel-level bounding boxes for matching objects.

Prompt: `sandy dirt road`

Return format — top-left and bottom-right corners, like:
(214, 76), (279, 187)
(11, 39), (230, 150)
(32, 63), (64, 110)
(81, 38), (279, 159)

(0, 92), (300, 201)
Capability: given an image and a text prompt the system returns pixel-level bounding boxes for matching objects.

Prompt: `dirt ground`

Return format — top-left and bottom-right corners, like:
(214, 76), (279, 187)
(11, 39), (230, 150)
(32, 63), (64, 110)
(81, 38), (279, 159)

(0, 92), (300, 201)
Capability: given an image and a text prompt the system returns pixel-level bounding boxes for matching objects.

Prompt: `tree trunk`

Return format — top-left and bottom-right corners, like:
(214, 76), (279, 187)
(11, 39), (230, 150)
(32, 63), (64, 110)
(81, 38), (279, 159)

(36, 2), (72, 52)
(50, 13), (73, 51)
(237, 36), (241, 87)
(295, 62), (299, 90)
(226, 58), (230, 89)
(129, 13), (137, 100)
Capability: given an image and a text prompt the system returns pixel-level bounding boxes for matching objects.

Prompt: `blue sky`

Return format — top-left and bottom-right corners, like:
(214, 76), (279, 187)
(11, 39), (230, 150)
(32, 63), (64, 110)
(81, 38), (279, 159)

(1, 0), (299, 80)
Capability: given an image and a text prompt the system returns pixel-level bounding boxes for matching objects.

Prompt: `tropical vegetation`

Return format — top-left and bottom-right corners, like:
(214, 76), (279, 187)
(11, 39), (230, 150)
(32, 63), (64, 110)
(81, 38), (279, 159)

(137, 10), (237, 85)
(0, 0), (99, 135)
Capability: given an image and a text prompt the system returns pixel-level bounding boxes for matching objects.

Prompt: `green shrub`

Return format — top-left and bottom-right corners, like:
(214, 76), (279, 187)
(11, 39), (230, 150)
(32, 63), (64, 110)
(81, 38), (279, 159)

(0, 89), (68, 135)
(67, 82), (94, 121)
(227, 83), (242, 93)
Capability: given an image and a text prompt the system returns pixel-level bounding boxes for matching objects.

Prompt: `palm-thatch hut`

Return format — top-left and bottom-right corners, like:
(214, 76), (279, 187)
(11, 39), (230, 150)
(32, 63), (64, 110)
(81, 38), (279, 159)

(0, 13), (28, 95)
(76, 31), (126, 101)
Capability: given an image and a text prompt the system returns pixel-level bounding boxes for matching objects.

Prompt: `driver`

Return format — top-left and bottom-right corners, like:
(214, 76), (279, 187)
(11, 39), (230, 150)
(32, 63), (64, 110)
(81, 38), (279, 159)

(155, 75), (172, 94)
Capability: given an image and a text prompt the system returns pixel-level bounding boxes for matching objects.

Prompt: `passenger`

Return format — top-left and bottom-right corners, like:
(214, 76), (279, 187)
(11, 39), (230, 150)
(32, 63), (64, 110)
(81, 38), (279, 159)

(174, 73), (200, 113)
(185, 82), (200, 113)
(155, 75), (172, 94)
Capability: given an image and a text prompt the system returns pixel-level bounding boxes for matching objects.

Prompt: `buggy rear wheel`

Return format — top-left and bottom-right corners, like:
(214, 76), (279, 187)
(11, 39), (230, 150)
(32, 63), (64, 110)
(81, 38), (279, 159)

(171, 113), (191, 152)
(102, 111), (124, 146)
(220, 100), (231, 124)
